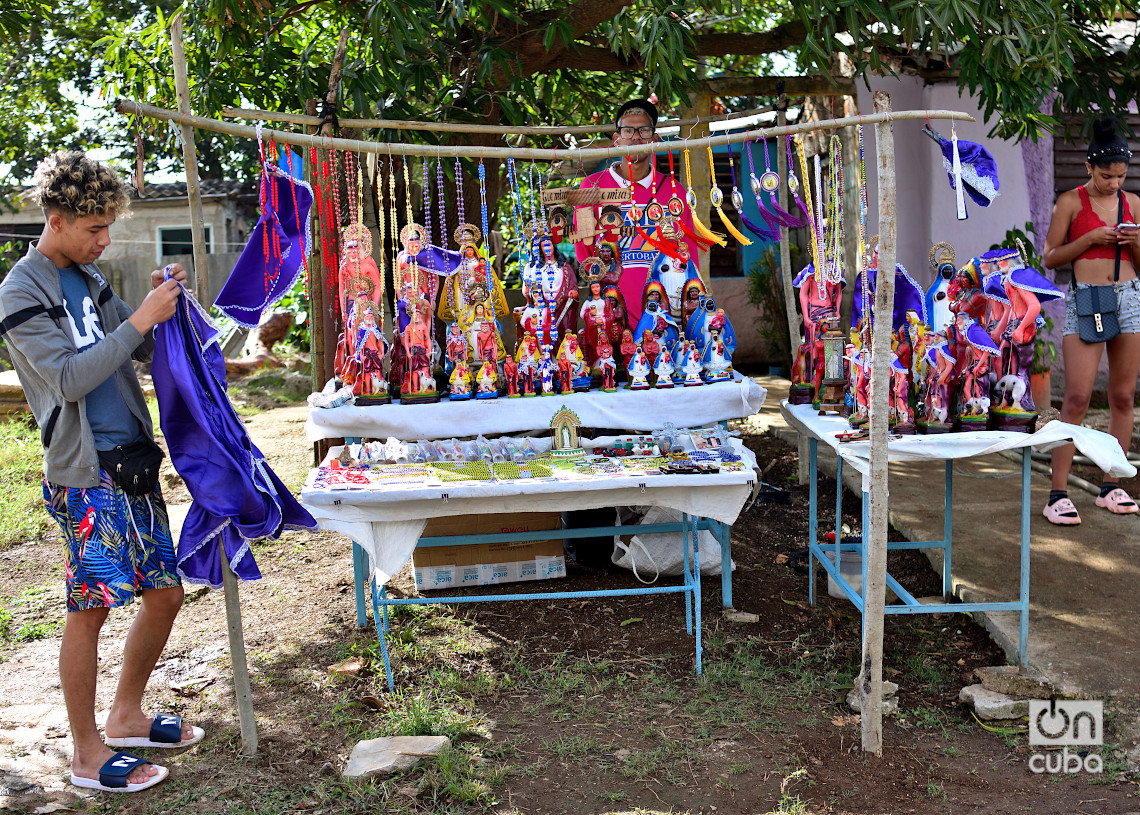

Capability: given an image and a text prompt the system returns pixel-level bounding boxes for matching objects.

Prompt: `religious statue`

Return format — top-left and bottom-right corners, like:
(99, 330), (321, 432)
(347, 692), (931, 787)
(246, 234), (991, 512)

(701, 311), (734, 383)
(790, 263), (843, 404)
(626, 345), (651, 390)
(458, 279), (506, 367)
(889, 354), (915, 434)
(503, 354), (520, 398)
(618, 328), (638, 373)
(334, 224), (391, 404)
(516, 331), (541, 398)
(596, 333), (618, 393)
(602, 285), (630, 360)
(680, 278), (707, 333)
(437, 223), (509, 326)
(671, 339), (691, 385)
(847, 346), (871, 426)
(443, 320), (468, 378)
(925, 241), (957, 334)
(634, 289), (680, 353)
(449, 356), (473, 401)
(538, 345), (557, 396)
(476, 359), (499, 399)
(395, 222), (440, 333)
(400, 300), (439, 403)
(982, 246), (1062, 432)
(681, 342), (704, 386)
(517, 223), (579, 349)
(953, 311), (1000, 429)
(917, 342), (954, 434)
(597, 240), (623, 287)
(556, 333), (590, 392)
(653, 347), (675, 388)
(577, 257), (608, 371)
(647, 222), (698, 319)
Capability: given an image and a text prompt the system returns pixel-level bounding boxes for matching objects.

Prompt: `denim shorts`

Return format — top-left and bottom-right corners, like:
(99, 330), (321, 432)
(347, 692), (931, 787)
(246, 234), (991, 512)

(1063, 278), (1140, 336)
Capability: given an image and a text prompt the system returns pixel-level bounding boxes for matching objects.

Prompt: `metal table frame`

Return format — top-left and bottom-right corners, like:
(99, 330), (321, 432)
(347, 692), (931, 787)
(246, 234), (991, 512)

(804, 436), (1033, 670)
(355, 513), (725, 691)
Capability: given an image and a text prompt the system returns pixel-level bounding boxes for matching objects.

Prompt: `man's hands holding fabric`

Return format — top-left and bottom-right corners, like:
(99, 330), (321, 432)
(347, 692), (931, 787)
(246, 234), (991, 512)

(129, 279), (182, 334)
(151, 263), (188, 289)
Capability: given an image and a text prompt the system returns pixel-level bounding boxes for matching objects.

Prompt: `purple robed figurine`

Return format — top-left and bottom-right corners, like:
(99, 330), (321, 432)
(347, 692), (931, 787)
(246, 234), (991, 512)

(215, 162), (313, 327)
(153, 282), (317, 587)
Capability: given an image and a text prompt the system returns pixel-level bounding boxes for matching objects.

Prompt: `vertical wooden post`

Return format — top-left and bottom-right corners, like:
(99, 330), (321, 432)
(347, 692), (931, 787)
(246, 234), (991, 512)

(311, 29), (350, 399)
(860, 90), (896, 756)
(169, 12), (257, 757)
(169, 11), (209, 305)
(681, 88), (714, 291)
(777, 99), (810, 485)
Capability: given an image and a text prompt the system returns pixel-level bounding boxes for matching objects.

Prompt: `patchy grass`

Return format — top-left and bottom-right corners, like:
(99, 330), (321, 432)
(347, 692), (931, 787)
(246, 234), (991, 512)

(0, 413), (52, 549)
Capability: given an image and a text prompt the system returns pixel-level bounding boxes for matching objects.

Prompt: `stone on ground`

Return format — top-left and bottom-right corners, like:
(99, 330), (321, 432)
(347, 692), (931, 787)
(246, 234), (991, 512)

(959, 683), (1029, 720)
(343, 736), (449, 779)
(846, 681), (900, 715)
(975, 665), (1055, 700)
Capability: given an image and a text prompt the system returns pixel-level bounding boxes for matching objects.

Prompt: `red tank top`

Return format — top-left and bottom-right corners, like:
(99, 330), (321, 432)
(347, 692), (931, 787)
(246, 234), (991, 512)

(1068, 186), (1134, 263)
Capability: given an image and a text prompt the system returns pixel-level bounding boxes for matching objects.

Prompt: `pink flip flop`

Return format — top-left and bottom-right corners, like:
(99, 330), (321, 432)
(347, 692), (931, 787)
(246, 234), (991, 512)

(1042, 497), (1081, 525)
(1095, 488), (1139, 515)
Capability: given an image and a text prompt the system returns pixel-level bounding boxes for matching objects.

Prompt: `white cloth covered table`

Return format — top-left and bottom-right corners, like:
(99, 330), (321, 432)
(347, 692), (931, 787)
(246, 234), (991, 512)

(780, 402), (1137, 492)
(301, 441), (759, 585)
(306, 375), (767, 442)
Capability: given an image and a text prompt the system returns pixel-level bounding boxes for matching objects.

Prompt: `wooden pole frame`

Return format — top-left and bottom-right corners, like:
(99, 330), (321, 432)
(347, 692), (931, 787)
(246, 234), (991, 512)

(860, 89), (897, 756)
(115, 99), (974, 162)
(220, 102), (793, 137)
(169, 12), (258, 758)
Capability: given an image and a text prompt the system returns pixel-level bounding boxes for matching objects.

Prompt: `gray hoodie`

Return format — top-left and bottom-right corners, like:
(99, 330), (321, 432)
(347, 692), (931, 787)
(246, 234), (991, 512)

(0, 242), (155, 487)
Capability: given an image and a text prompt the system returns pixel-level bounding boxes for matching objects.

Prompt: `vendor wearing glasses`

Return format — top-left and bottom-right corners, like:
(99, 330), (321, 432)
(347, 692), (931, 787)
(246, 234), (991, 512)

(574, 99), (702, 326)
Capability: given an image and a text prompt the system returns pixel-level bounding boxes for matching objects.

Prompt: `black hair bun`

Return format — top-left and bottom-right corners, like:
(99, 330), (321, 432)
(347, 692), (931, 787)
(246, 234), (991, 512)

(1092, 117), (1118, 144)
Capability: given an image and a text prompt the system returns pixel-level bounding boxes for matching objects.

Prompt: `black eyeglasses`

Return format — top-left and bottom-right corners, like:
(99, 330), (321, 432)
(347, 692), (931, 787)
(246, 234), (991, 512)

(617, 125), (655, 139)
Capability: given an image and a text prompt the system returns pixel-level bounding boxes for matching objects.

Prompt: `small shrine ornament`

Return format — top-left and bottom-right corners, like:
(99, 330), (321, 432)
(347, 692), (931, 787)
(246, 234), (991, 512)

(550, 405), (584, 459)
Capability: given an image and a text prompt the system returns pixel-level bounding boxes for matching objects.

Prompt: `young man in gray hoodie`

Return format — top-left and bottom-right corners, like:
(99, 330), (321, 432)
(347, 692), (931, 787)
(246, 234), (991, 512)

(0, 151), (202, 792)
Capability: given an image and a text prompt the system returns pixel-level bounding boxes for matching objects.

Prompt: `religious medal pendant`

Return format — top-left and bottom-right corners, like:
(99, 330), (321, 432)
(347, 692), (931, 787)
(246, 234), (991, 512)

(646, 201), (665, 223)
(760, 141), (780, 193)
(666, 151), (685, 218)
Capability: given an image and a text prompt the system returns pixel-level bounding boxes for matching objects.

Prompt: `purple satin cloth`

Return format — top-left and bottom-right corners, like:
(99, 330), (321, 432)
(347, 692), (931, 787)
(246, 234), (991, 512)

(153, 284), (317, 587)
(851, 264), (927, 336)
(215, 163), (313, 327)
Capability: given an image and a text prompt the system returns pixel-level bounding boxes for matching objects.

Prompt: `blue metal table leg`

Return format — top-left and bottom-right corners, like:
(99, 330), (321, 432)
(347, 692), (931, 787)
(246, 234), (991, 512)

(352, 541), (369, 629)
(944, 460), (953, 599)
(861, 491), (869, 608)
(683, 513), (693, 635)
(1019, 447), (1031, 670)
(370, 577), (395, 691)
(716, 520), (733, 609)
(688, 512), (702, 675)
(808, 437), (818, 605)
(835, 454), (844, 544)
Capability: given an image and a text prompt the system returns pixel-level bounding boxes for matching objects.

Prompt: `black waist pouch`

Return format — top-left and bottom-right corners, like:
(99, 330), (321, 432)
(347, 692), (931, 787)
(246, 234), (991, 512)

(98, 438), (165, 496)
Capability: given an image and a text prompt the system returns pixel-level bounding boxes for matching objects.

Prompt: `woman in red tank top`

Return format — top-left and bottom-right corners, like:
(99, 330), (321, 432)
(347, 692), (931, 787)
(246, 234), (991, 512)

(1041, 117), (1140, 524)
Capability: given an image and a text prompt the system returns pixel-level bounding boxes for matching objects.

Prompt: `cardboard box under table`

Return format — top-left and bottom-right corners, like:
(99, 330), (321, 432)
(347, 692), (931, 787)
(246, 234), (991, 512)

(414, 513), (566, 589)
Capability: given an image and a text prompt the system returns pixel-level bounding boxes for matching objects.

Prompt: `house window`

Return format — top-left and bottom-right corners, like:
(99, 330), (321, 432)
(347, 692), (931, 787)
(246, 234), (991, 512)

(157, 225), (213, 262)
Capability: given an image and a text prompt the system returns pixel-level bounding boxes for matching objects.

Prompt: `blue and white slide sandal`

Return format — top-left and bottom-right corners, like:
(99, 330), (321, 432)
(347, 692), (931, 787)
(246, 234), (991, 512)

(104, 713), (205, 749)
(70, 752), (168, 793)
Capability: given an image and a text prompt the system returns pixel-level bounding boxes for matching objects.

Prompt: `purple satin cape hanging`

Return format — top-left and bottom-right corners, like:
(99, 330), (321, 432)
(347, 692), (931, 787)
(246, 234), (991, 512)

(153, 284), (318, 587)
(214, 163), (313, 327)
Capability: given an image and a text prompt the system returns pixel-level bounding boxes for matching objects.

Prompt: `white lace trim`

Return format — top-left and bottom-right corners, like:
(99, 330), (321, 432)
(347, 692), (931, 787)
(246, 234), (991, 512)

(943, 157), (999, 203)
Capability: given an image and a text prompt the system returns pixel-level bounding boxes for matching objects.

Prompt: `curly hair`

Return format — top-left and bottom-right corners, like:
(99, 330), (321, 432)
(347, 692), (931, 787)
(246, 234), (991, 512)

(29, 151), (131, 220)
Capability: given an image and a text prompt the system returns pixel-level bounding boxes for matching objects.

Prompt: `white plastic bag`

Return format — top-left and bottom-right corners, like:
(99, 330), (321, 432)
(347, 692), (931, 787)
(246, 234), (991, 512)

(611, 506), (730, 583)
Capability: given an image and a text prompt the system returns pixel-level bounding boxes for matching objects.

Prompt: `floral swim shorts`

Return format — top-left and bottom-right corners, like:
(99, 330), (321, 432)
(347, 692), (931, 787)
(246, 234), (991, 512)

(44, 470), (180, 612)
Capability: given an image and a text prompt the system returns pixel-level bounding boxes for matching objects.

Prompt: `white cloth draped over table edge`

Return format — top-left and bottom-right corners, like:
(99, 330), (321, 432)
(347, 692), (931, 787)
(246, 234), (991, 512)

(780, 401), (1137, 493)
(305, 374), (767, 442)
(301, 440), (759, 586)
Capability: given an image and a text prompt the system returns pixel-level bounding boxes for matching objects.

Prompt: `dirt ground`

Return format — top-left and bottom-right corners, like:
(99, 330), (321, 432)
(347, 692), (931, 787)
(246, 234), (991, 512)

(1, 400), (1139, 814)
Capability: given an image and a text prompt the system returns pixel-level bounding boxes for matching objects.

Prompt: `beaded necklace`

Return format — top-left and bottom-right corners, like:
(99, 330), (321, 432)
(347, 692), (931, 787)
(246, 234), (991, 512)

(824, 135), (844, 285)
(421, 159), (433, 251)
(436, 159), (448, 266)
(794, 137), (822, 279)
(505, 158), (526, 262)
(375, 159), (387, 332)
(813, 152), (825, 283)
(309, 146), (324, 299)
(280, 145), (308, 285)
(856, 126), (868, 283)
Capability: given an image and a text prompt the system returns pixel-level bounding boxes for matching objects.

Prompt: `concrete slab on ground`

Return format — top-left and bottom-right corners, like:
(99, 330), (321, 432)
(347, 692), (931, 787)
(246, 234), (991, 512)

(742, 374), (1140, 700)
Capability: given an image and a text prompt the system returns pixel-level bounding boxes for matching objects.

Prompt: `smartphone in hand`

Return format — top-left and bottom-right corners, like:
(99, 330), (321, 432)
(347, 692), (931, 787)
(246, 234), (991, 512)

(1116, 223), (1139, 232)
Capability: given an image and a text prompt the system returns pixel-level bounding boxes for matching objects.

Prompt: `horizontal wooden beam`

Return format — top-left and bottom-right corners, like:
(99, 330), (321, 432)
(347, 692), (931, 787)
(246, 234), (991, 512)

(117, 98), (974, 161)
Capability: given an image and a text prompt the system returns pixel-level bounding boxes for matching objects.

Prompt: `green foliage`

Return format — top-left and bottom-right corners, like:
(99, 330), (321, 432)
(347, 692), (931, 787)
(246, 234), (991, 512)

(746, 244), (799, 366)
(0, 413), (54, 549)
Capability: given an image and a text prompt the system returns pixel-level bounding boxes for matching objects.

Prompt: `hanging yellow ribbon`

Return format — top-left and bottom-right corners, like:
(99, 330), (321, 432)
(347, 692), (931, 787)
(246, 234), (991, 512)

(683, 148), (727, 247)
(706, 145), (752, 246)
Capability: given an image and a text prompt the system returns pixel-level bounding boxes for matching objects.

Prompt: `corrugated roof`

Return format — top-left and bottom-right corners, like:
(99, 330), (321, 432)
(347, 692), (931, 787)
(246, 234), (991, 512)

(130, 179), (253, 200)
